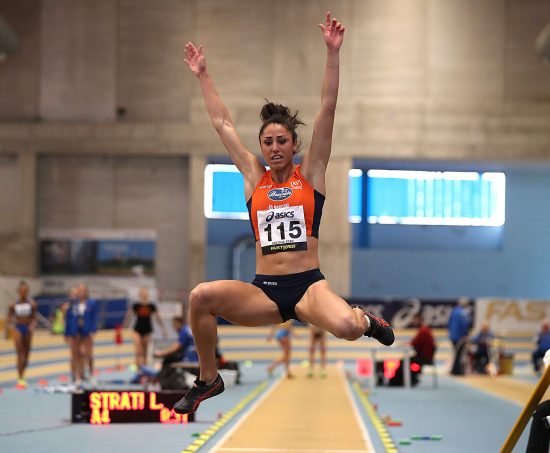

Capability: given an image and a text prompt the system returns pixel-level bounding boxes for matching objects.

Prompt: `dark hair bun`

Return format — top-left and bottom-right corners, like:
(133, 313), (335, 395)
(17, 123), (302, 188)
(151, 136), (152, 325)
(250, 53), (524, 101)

(260, 102), (292, 122)
(260, 101), (304, 129)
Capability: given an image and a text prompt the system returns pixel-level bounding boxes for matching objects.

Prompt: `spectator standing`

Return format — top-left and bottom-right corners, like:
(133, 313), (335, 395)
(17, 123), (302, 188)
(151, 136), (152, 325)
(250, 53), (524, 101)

(448, 297), (471, 376)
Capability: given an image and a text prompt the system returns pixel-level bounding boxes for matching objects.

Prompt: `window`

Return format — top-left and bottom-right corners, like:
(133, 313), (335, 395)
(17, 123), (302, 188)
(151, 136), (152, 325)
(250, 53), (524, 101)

(204, 164), (248, 219)
(205, 164), (365, 223)
(348, 169), (363, 223)
(365, 169), (506, 226)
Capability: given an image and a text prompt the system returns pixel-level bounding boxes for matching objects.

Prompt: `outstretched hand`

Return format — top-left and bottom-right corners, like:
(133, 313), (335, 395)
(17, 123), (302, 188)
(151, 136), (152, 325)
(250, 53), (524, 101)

(318, 12), (345, 51)
(184, 41), (206, 77)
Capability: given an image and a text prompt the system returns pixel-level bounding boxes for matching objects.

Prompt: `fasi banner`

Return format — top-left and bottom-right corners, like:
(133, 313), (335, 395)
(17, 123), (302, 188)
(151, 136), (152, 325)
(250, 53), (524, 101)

(474, 298), (550, 333)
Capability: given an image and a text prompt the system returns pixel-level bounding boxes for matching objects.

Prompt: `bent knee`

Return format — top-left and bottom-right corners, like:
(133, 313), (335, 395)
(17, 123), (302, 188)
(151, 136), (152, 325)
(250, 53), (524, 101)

(332, 315), (364, 341)
(189, 283), (218, 312)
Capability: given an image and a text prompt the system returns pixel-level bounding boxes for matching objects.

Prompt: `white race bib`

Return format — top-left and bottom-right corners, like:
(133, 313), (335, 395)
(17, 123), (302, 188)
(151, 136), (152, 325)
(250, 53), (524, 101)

(14, 302), (32, 318)
(257, 205), (307, 255)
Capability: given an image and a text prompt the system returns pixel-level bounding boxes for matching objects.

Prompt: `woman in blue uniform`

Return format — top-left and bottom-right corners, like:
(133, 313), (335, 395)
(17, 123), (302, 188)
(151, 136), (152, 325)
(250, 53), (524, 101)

(6, 281), (37, 388)
(64, 284), (98, 384)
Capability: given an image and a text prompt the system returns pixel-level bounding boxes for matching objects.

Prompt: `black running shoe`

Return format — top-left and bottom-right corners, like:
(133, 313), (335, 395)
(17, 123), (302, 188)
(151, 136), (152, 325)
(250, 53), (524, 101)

(352, 305), (395, 346)
(173, 373), (225, 415)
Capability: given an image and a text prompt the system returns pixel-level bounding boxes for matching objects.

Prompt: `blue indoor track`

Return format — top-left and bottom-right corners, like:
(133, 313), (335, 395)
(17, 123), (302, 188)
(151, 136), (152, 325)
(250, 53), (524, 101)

(0, 326), (537, 452)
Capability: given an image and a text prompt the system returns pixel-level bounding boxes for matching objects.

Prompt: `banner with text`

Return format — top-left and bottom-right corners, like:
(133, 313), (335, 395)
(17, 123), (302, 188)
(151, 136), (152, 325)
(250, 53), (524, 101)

(474, 298), (550, 333)
(347, 298), (472, 329)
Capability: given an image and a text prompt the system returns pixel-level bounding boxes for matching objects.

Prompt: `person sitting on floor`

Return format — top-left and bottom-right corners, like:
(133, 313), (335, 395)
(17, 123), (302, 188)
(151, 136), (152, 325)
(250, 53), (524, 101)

(470, 321), (495, 374)
(525, 349), (550, 453)
(533, 319), (550, 374)
(153, 315), (198, 389)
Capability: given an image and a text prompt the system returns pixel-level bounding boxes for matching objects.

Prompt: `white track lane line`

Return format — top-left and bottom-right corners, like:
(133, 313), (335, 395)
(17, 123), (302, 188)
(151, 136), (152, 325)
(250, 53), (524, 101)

(339, 365), (376, 453)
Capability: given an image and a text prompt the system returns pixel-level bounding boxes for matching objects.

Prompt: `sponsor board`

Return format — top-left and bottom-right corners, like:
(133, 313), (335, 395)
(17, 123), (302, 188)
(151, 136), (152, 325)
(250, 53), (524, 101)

(475, 298), (550, 333)
(348, 298), (470, 329)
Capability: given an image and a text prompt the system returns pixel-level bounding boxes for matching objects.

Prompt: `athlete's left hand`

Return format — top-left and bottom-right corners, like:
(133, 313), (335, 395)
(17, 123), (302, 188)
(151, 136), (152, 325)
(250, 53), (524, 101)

(319, 12), (345, 51)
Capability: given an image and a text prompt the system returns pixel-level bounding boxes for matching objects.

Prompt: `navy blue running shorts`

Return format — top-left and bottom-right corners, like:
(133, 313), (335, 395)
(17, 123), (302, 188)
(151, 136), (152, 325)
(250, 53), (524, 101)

(251, 268), (325, 321)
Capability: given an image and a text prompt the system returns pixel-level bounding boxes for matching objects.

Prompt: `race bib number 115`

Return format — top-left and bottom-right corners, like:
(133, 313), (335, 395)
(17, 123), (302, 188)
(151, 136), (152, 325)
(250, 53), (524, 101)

(257, 206), (307, 255)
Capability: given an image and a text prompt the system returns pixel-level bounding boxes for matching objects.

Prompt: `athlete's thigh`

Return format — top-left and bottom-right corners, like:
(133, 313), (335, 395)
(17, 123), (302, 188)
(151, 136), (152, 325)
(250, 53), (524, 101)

(309, 331), (320, 348)
(141, 333), (151, 349)
(81, 336), (92, 355)
(279, 337), (291, 356)
(132, 331), (143, 349)
(12, 329), (24, 352)
(22, 334), (32, 352)
(295, 280), (353, 332)
(193, 280), (283, 327)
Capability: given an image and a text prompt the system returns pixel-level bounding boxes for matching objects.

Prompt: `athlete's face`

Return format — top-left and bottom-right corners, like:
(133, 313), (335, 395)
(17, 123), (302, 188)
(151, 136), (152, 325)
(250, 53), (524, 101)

(78, 283), (88, 299)
(18, 283), (29, 299)
(259, 123), (297, 168)
(139, 287), (149, 303)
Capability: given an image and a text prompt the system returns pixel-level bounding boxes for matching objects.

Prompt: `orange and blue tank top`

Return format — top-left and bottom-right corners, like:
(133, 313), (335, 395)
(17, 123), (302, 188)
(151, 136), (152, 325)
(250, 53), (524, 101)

(246, 165), (325, 255)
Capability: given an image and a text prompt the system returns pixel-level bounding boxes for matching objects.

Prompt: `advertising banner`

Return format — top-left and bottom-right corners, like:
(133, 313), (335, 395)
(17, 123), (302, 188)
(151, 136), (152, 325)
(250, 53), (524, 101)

(39, 229), (156, 277)
(348, 297), (472, 329)
(475, 298), (550, 333)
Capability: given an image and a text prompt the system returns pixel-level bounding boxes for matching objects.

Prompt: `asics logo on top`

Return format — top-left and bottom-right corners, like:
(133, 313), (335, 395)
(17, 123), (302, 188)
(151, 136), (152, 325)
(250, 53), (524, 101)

(268, 187), (292, 201)
(265, 211), (295, 222)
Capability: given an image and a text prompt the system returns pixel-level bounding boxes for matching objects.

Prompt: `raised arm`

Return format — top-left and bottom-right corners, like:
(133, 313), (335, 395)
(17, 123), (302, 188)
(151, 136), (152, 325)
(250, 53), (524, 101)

(184, 42), (264, 192)
(301, 12), (345, 193)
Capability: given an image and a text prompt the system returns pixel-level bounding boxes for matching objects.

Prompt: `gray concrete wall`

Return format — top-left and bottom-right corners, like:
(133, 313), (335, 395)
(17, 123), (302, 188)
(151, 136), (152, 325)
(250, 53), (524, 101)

(40, 0), (116, 121)
(0, 0), (550, 294)
(38, 156), (189, 291)
(117, 0), (193, 121)
(0, 0), (41, 121)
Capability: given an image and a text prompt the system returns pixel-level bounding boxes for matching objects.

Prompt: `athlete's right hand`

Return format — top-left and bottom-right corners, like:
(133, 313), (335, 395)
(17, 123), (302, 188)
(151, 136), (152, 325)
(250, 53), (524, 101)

(184, 42), (206, 77)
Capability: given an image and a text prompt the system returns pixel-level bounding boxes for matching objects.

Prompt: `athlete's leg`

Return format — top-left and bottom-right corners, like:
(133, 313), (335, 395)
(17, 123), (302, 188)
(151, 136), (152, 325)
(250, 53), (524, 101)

(133, 331), (144, 368)
(319, 332), (327, 371)
(21, 332), (32, 377)
(81, 336), (93, 379)
(189, 280), (282, 383)
(88, 334), (94, 377)
(268, 336), (291, 376)
(308, 331), (317, 377)
(66, 337), (77, 381)
(267, 337), (282, 375)
(12, 329), (24, 379)
(73, 336), (84, 382)
(295, 280), (367, 341)
(280, 336), (293, 378)
(296, 280), (394, 346)
(141, 333), (151, 367)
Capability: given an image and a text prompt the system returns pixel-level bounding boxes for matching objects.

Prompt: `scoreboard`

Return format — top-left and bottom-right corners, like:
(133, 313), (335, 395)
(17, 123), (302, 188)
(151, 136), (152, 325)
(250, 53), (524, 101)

(72, 389), (195, 424)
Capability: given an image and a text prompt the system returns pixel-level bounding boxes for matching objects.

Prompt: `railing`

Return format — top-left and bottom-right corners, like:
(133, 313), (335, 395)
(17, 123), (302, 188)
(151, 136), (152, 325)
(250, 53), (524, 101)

(500, 364), (550, 453)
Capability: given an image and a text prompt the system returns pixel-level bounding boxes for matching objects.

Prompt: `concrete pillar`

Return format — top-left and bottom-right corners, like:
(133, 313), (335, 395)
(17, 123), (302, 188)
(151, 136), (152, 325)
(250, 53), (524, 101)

(318, 156), (351, 297)
(187, 155), (207, 290)
(1, 151), (38, 276)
